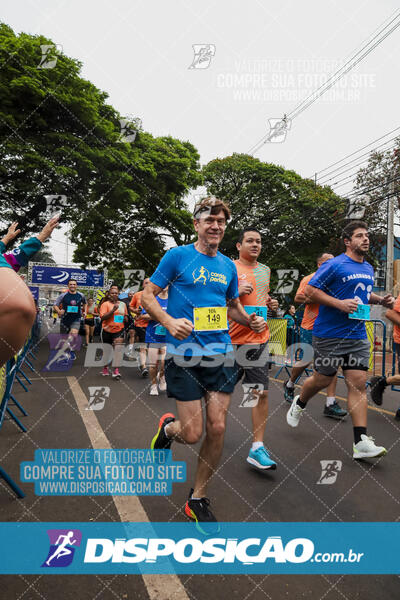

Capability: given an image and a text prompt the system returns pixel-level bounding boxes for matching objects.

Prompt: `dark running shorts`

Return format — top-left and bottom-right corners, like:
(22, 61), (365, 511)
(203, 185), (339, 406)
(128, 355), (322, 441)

(313, 336), (370, 376)
(101, 329), (125, 345)
(235, 343), (269, 389)
(60, 320), (81, 334)
(134, 326), (147, 343)
(165, 354), (238, 402)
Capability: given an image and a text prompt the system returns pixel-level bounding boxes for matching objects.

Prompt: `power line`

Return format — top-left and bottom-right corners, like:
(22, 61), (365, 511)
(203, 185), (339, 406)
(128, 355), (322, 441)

(248, 11), (400, 155)
(322, 147), (397, 190)
(287, 16), (400, 121)
(345, 172), (400, 201)
(316, 135), (400, 185)
(314, 126), (400, 178)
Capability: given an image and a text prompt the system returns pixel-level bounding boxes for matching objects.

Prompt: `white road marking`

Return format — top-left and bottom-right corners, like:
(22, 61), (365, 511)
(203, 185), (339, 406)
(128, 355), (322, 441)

(67, 376), (189, 600)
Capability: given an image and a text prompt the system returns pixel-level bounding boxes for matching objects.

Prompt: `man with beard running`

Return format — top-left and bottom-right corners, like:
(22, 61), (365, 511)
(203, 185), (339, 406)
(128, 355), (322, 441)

(283, 252), (347, 420)
(286, 221), (394, 459)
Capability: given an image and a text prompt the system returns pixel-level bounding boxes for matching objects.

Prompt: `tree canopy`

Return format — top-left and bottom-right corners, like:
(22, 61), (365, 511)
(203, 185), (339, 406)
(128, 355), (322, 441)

(202, 153), (346, 288)
(0, 23), (201, 274)
(1, 23), (352, 292)
(350, 141), (400, 268)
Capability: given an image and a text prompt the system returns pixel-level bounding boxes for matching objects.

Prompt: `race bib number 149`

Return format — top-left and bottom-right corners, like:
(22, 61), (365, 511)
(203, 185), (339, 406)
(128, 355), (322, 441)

(193, 307), (228, 331)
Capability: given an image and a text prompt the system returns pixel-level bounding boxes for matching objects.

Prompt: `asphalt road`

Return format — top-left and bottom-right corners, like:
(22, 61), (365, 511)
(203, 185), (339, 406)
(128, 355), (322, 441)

(0, 317), (399, 599)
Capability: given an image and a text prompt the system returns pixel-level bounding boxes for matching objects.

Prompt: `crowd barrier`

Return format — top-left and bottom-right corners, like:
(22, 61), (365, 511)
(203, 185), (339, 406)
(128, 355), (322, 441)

(268, 318), (388, 382)
(0, 316), (41, 498)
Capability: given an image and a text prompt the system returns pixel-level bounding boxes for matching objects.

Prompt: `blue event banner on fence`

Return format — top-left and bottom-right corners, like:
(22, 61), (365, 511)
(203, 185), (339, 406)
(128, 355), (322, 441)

(0, 522), (399, 574)
(31, 265), (105, 287)
(20, 449), (186, 496)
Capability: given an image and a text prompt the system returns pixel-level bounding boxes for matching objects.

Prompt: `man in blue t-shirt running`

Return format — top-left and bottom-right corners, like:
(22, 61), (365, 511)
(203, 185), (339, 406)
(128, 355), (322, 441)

(142, 197), (266, 533)
(53, 278), (86, 360)
(286, 221), (394, 460)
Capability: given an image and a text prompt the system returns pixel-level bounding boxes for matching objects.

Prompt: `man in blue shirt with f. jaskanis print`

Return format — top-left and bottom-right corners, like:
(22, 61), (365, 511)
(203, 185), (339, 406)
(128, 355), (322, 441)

(286, 220), (394, 461)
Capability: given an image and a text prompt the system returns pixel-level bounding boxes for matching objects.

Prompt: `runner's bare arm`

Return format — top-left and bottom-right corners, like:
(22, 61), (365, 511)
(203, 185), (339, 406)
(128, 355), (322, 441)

(1, 221), (21, 245)
(369, 292), (395, 308)
(385, 308), (400, 326)
(53, 303), (64, 316)
(294, 291), (306, 303)
(304, 285), (358, 313)
(294, 290), (314, 304)
(100, 304), (118, 321)
(294, 281), (314, 304)
(238, 281), (253, 296)
(139, 313), (152, 321)
(36, 215), (59, 242)
(142, 281), (193, 340)
(266, 295), (279, 310)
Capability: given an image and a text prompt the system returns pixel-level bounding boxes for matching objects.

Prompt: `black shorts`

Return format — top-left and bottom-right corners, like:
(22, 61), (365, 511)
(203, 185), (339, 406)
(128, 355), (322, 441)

(84, 318), (95, 327)
(60, 320), (81, 334)
(101, 329), (125, 345)
(235, 343), (269, 390)
(134, 326), (147, 343)
(165, 354), (238, 402)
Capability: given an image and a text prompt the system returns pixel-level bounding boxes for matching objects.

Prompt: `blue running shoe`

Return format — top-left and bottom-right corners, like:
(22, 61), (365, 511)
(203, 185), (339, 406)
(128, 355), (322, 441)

(323, 401), (347, 419)
(247, 446), (277, 470)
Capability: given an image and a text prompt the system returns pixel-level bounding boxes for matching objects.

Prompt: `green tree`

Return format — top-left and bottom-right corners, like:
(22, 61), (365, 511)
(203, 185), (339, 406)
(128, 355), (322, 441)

(71, 133), (201, 274)
(0, 23), (201, 274)
(202, 153), (346, 292)
(351, 142), (400, 267)
(29, 246), (56, 264)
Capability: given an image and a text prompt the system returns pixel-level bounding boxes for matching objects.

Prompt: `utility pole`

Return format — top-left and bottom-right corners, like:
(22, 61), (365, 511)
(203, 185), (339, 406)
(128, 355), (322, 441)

(65, 230), (69, 266)
(386, 177), (394, 295)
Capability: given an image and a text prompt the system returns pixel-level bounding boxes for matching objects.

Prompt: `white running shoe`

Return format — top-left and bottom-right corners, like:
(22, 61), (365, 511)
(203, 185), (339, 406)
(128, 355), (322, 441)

(353, 434), (387, 459)
(158, 376), (167, 391)
(149, 384), (159, 396)
(286, 395), (304, 427)
(125, 345), (136, 361)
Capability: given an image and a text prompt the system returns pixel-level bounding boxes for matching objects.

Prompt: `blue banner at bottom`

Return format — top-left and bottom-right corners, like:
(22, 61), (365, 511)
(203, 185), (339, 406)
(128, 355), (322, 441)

(0, 522), (398, 574)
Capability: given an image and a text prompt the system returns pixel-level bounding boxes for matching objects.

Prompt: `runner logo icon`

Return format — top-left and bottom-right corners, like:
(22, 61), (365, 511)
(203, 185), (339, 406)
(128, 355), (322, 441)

(87, 386), (110, 411)
(317, 460), (342, 485)
(239, 383), (263, 407)
(188, 44), (216, 69)
(42, 529), (82, 567)
(193, 267), (210, 285)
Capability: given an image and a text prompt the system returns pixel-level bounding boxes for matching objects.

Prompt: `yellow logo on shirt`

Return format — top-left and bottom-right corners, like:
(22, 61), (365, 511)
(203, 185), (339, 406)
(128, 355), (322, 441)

(192, 267), (227, 286)
(193, 267), (210, 285)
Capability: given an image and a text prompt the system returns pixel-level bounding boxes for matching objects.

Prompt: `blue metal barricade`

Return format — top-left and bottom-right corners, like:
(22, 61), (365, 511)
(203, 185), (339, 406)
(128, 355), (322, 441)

(270, 318), (387, 382)
(0, 315), (41, 498)
(0, 359), (25, 498)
